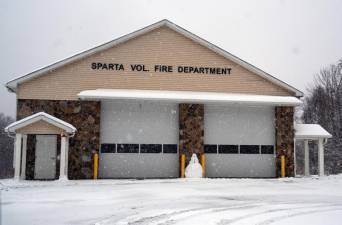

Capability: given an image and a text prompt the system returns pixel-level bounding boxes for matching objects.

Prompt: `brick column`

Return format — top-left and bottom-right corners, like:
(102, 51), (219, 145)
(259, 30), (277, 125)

(275, 106), (295, 177)
(179, 104), (204, 165)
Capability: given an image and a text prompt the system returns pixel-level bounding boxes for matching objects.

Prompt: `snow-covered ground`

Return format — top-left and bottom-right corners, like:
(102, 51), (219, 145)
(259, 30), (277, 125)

(1, 176), (342, 225)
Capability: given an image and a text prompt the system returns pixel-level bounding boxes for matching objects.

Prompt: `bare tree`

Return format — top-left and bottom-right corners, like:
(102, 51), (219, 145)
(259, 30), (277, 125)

(0, 112), (14, 178)
(302, 59), (342, 174)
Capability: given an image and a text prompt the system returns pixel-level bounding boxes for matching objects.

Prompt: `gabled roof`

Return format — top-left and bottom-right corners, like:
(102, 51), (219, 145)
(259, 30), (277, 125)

(4, 112), (76, 134)
(295, 124), (332, 139)
(78, 89), (302, 106)
(5, 19), (303, 97)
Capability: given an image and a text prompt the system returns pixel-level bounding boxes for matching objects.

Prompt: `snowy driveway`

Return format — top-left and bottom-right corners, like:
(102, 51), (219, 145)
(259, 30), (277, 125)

(1, 176), (342, 225)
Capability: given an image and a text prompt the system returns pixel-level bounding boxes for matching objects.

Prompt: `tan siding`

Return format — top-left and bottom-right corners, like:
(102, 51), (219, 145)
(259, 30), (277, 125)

(17, 120), (64, 134)
(18, 26), (293, 100)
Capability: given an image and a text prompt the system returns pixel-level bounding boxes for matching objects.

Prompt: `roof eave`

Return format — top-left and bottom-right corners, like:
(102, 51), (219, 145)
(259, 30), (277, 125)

(5, 83), (16, 93)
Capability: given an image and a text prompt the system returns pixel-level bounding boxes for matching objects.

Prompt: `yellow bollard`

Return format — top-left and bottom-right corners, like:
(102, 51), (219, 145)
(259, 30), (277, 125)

(280, 155), (286, 178)
(200, 154), (206, 178)
(180, 154), (186, 178)
(93, 153), (99, 179)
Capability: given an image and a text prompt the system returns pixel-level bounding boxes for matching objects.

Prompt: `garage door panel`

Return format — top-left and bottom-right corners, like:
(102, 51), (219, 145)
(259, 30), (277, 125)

(100, 100), (179, 178)
(205, 154), (276, 178)
(99, 153), (179, 178)
(205, 105), (275, 145)
(205, 105), (276, 178)
(101, 101), (178, 144)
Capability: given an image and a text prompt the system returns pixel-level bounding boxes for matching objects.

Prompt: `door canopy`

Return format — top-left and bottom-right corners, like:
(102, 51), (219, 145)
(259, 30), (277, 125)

(294, 124), (332, 140)
(4, 112), (76, 136)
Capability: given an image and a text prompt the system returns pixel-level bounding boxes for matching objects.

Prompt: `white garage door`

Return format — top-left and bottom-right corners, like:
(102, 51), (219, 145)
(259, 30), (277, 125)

(99, 100), (179, 178)
(204, 105), (276, 178)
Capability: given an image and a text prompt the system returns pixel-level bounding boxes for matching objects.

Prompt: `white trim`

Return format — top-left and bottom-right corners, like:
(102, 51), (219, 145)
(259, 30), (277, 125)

(78, 89), (302, 106)
(318, 138), (325, 176)
(4, 112), (76, 134)
(293, 137), (297, 177)
(5, 20), (303, 97)
(59, 136), (68, 180)
(65, 136), (69, 178)
(304, 139), (310, 176)
(14, 133), (22, 180)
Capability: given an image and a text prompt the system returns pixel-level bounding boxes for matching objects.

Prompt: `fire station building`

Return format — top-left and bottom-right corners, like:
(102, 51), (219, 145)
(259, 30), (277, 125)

(6, 20), (326, 180)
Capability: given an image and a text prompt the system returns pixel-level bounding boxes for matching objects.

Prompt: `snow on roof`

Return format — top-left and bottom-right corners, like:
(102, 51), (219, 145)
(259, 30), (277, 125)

(4, 112), (77, 134)
(5, 20), (303, 97)
(295, 124), (332, 139)
(78, 89), (302, 106)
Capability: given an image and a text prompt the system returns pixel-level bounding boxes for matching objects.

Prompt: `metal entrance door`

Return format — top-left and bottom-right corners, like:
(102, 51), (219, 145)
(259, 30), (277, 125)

(34, 135), (57, 179)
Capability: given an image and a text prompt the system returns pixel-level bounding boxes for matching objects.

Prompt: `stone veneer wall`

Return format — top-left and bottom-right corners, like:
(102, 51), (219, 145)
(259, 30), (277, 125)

(179, 104), (204, 165)
(17, 99), (101, 179)
(275, 106), (295, 177)
(25, 134), (36, 180)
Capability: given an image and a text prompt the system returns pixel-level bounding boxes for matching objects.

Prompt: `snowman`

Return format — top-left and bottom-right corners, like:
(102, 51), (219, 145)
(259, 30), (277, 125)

(185, 154), (203, 178)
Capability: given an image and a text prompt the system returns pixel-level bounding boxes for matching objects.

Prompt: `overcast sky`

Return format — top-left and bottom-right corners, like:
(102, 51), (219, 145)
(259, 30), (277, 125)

(1, 0), (342, 117)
